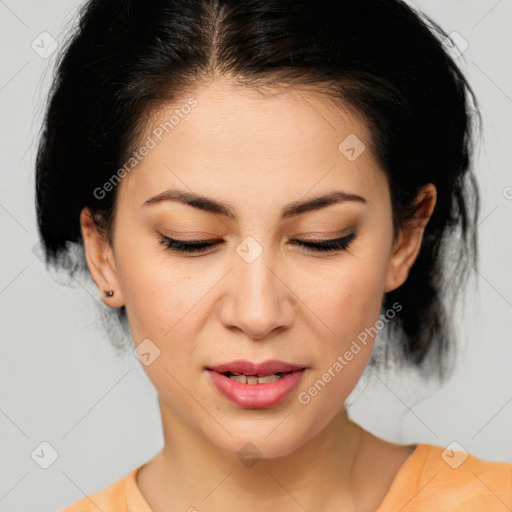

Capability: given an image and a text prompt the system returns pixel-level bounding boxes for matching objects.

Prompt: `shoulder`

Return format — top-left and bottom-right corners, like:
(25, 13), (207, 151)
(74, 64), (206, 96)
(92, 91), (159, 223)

(58, 466), (140, 512)
(379, 443), (512, 512)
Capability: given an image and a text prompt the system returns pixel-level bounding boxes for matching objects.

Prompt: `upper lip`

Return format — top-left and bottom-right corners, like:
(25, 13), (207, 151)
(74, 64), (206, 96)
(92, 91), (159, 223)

(206, 359), (306, 375)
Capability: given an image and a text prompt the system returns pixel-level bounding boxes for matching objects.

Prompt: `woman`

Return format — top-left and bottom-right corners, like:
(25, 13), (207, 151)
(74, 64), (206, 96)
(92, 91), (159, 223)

(35, 0), (511, 510)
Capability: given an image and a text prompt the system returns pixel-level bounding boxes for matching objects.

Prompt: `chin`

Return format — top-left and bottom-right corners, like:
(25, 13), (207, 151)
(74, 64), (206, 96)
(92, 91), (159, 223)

(206, 421), (313, 463)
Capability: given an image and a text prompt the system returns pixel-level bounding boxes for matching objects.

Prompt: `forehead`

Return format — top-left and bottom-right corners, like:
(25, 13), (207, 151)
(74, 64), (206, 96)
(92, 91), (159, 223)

(118, 78), (386, 212)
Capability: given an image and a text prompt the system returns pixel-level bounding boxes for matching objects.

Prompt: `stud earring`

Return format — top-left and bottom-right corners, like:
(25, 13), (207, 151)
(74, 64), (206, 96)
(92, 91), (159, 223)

(103, 290), (114, 297)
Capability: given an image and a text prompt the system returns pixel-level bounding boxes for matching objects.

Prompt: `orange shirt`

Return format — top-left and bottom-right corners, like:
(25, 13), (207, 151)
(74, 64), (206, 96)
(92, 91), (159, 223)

(59, 443), (512, 511)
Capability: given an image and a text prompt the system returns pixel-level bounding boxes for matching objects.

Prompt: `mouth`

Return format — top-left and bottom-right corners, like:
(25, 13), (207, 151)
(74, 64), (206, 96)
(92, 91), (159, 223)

(217, 370), (294, 385)
(204, 360), (307, 409)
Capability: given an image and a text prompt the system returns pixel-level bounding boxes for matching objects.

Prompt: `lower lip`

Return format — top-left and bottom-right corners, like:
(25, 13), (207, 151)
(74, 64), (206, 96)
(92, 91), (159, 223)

(206, 369), (306, 409)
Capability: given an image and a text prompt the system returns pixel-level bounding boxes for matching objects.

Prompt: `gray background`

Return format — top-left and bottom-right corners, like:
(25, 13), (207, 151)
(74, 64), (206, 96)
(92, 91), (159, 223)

(1, 0), (511, 510)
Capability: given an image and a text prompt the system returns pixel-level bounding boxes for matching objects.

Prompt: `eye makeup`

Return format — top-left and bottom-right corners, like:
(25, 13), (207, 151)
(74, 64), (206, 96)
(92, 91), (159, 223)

(157, 231), (357, 255)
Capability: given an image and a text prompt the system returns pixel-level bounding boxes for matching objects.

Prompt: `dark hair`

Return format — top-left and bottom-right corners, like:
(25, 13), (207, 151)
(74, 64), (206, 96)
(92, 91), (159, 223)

(35, 0), (481, 382)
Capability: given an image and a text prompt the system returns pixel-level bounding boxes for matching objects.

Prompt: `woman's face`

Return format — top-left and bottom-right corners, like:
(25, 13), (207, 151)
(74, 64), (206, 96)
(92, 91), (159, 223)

(81, 78), (434, 459)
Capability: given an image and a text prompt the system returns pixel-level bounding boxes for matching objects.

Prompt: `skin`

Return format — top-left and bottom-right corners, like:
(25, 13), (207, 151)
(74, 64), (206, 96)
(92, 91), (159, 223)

(80, 77), (436, 512)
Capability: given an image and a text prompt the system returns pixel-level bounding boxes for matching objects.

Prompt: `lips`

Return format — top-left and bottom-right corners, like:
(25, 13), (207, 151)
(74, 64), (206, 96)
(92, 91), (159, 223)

(205, 359), (306, 375)
(205, 360), (307, 408)
(205, 359), (308, 408)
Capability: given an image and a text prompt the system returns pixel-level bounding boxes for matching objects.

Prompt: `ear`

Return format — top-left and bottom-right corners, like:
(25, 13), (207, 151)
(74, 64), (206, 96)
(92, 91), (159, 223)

(80, 206), (124, 308)
(384, 183), (437, 293)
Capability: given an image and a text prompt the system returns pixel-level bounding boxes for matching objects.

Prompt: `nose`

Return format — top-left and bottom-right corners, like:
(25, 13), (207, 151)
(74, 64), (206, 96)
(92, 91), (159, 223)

(218, 243), (295, 340)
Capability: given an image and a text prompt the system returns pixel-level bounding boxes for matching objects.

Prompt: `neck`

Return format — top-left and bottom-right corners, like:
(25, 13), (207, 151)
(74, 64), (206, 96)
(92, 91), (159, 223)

(147, 399), (366, 511)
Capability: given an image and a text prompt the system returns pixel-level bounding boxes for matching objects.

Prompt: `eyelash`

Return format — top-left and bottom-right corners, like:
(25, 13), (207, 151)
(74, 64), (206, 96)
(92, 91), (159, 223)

(158, 232), (356, 254)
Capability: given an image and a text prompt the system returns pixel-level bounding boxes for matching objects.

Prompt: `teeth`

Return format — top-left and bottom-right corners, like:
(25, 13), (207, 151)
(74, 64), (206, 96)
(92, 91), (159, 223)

(227, 373), (282, 384)
(255, 374), (281, 384)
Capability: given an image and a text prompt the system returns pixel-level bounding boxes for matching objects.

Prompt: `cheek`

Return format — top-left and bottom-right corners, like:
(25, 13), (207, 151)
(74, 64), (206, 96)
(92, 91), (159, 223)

(297, 266), (386, 422)
(114, 230), (202, 341)
(299, 252), (388, 399)
(314, 256), (388, 343)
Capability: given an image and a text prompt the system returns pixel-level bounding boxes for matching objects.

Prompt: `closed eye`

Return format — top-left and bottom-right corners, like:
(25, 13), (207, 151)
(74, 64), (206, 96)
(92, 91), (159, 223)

(158, 232), (356, 254)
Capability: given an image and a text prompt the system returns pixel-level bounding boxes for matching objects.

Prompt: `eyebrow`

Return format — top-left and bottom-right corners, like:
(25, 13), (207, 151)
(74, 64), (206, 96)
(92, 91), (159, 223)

(142, 188), (367, 219)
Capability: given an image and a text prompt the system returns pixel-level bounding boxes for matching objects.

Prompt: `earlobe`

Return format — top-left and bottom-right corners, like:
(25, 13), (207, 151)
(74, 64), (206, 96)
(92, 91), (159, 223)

(384, 183), (437, 293)
(79, 207), (124, 307)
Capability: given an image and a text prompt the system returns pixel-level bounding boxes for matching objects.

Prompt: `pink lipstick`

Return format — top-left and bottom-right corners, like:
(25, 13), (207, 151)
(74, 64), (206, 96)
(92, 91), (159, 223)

(205, 359), (307, 409)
